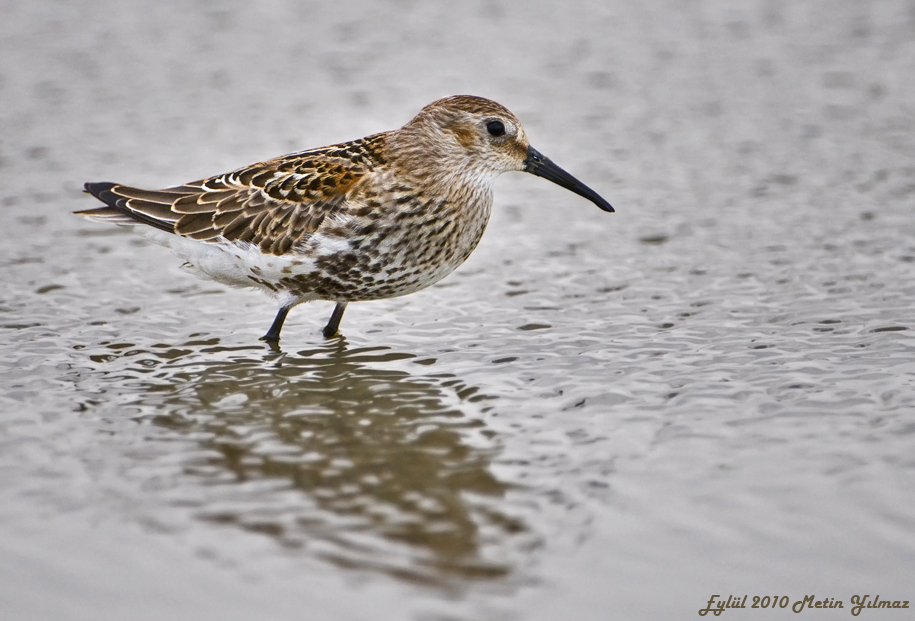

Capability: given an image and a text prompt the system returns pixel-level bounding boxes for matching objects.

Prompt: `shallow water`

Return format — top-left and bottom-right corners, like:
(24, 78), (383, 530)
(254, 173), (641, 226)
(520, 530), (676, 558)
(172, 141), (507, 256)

(2, 1), (914, 619)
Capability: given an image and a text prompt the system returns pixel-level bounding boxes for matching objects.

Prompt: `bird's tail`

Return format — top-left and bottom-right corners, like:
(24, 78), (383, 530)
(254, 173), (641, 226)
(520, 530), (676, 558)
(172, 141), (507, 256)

(76, 182), (185, 233)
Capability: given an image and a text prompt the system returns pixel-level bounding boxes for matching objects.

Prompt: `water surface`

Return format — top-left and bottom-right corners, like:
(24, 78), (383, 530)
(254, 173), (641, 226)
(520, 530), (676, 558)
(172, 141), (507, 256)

(2, 1), (914, 619)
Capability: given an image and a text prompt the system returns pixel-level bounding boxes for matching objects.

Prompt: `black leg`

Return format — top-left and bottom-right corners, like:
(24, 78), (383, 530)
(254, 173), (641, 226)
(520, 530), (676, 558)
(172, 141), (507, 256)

(322, 302), (348, 338)
(260, 305), (291, 342)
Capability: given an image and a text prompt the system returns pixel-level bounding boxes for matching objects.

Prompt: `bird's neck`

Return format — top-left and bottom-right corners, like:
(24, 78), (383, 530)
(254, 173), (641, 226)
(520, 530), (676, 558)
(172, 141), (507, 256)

(384, 125), (498, 199)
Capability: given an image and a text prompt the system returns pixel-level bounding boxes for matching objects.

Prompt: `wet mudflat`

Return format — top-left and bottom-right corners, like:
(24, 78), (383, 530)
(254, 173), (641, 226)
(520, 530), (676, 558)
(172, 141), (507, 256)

(1, 1), (914, 619)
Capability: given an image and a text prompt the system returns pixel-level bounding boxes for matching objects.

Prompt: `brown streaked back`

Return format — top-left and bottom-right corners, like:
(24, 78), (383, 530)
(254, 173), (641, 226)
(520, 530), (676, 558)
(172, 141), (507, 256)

(78, 132), (389, 255)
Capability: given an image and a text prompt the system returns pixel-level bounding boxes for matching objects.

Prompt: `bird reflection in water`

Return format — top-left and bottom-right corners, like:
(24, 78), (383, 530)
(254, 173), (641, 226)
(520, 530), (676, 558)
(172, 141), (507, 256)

(121, 337), (527, 585)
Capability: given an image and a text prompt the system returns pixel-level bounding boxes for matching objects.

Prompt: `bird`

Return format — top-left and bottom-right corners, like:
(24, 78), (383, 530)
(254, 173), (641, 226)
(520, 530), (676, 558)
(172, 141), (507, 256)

(77, 95), (614, 343)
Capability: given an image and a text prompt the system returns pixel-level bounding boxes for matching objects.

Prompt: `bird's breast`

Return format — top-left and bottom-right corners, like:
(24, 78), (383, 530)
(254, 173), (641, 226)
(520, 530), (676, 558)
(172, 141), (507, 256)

(279, 185), (493, 302)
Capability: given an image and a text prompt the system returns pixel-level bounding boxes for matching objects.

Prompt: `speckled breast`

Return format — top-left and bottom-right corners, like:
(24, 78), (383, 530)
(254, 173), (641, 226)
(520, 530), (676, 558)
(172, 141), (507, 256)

(279, 192), (492, 302)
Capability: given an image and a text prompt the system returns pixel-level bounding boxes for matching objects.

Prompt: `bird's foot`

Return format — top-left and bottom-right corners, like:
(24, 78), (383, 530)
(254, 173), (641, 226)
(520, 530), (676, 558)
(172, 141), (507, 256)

(322, 326), (340, 339)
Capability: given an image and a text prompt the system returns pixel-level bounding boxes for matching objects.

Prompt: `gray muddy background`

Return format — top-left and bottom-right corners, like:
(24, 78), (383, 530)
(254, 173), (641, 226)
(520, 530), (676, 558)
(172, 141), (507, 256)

(2, 1), (914, 619)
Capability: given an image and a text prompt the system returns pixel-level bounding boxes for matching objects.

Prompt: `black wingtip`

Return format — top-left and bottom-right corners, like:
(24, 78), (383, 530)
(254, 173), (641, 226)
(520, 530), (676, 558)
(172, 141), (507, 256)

(84, 181), (116, 193)
(78, 181), (177, 234)
(84, 182), (120, 206)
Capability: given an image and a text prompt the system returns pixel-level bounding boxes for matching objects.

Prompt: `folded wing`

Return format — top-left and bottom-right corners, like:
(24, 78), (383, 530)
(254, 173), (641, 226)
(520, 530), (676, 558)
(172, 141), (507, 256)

(78, 133), (388, 255)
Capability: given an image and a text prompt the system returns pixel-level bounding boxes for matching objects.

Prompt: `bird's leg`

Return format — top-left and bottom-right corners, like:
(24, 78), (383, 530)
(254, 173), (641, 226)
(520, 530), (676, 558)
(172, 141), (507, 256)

(260, 305), (291, 342)
(323, 302), (348, 338)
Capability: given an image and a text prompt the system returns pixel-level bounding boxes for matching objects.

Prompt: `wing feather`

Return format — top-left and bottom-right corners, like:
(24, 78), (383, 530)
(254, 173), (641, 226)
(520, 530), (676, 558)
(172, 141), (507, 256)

(78, 132), (389, 255)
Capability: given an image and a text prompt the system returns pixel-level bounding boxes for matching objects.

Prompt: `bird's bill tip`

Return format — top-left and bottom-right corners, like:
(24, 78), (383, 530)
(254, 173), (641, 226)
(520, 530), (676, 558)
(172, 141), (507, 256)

(522, 146), (614, 212)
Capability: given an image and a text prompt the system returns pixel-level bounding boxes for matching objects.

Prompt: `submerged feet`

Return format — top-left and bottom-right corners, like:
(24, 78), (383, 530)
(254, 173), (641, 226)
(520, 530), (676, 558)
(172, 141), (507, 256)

(260, 306), (290, 343)
(259, 302), (348, 342)
(322, 303), (348, 339)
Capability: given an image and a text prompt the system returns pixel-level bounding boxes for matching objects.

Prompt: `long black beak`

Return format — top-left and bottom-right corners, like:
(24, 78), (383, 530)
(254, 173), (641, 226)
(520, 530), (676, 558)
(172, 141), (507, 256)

(522, 146), (614, 212)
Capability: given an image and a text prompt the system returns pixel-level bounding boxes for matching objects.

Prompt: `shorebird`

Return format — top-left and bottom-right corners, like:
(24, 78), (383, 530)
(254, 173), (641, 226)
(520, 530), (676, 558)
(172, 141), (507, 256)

(78, 95), (613, 342)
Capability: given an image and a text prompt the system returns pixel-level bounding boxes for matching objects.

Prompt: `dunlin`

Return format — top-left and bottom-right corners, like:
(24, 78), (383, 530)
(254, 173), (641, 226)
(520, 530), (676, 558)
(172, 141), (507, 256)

(78, 95), (613, 342)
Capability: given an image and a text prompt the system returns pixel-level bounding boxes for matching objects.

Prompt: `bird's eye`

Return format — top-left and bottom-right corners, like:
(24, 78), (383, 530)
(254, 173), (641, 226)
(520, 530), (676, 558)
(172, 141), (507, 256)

(486, 120), (506, 137)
